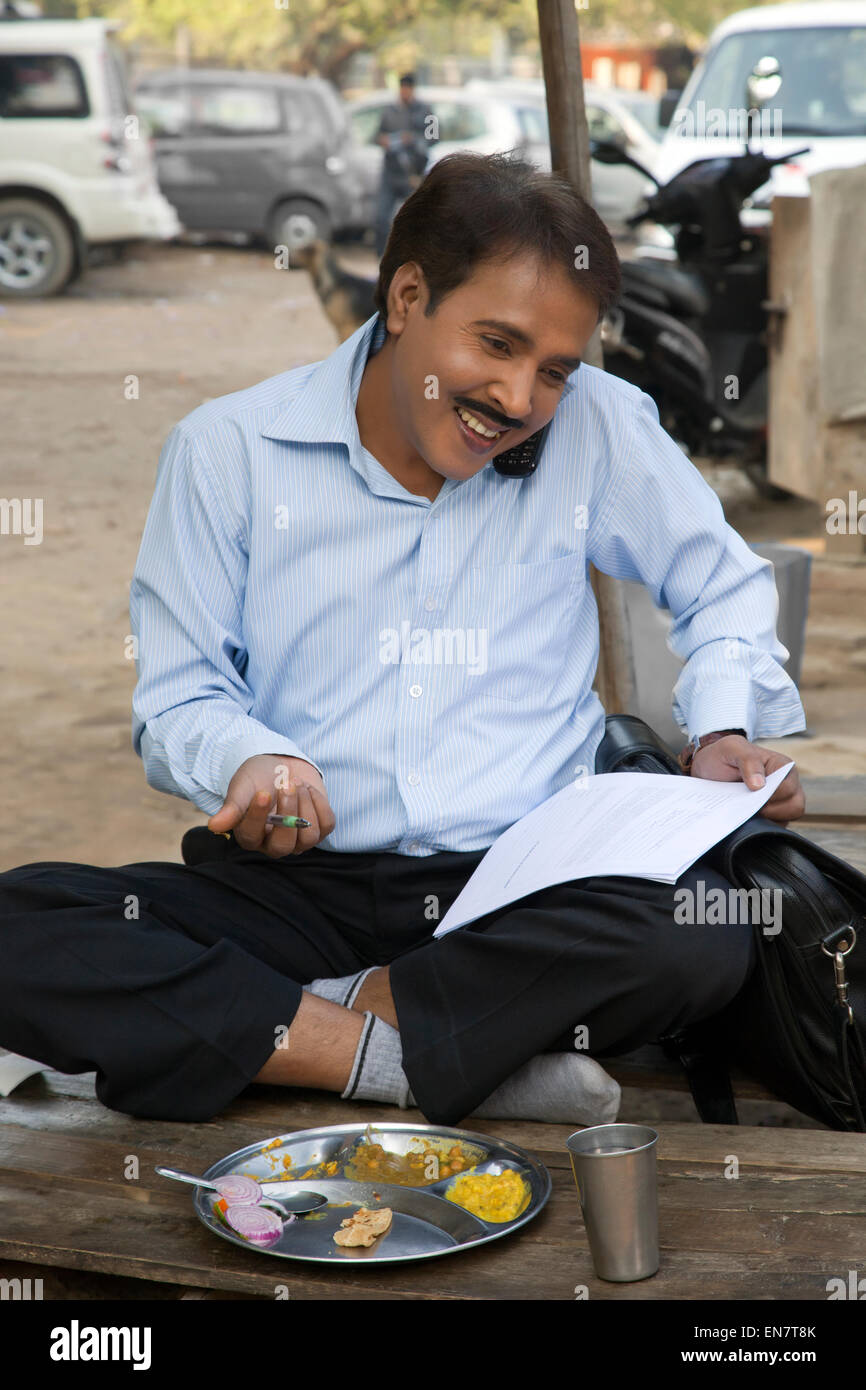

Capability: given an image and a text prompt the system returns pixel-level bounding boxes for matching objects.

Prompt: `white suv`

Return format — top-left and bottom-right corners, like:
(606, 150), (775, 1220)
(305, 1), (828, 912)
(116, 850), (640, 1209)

(0, 15), (180, 296)
(656, 1), (866, 203)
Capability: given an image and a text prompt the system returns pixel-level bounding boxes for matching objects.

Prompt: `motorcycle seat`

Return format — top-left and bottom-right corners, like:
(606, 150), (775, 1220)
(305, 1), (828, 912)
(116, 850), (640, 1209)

(621, 260), (710, 319)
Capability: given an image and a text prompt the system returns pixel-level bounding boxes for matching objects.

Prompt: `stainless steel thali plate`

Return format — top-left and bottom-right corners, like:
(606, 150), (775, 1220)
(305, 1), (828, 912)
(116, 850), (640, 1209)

(193, 1122), (552, 1264)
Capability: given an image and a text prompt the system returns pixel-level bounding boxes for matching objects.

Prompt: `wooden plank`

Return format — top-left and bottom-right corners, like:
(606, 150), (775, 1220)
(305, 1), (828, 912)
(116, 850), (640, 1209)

(656, 1170), (866, 1213)
(619, 1090), (826, 1130)
(3, 1073), (861, 1172)
(796, 825), (866, 871)
(767, 196), (822, 499)
(432, 1119), (866, 1173)
(800, 775), (866, 819)
(532, 1189), (866, 1261)
(0, 1163), (860, 1302)
(3, 1117), (856, 1200)
(0, 1258), (194, 1302)
(602, 1048), (777, 1101)
(574, 1255), (856, 1302)
(3, 1113), (862, 1212)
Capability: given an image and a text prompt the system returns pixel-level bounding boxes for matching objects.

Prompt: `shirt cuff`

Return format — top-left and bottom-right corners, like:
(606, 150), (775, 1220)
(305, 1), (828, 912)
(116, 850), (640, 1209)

(674, 679), (760, 744)
(217, 735), (324, 800)
(674, 679), (808, 746)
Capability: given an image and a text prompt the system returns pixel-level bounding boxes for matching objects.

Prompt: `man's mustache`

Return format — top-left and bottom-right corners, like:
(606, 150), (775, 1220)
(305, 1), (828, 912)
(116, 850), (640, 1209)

(454, 399), (525, 431)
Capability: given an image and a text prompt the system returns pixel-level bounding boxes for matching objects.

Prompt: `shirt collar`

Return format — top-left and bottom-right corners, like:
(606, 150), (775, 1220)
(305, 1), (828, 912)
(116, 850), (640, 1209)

(261, 311), (385, 447)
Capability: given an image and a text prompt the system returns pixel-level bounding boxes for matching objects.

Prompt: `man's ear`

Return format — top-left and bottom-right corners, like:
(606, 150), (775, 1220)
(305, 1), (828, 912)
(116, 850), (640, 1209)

(386, 262), (427, 337)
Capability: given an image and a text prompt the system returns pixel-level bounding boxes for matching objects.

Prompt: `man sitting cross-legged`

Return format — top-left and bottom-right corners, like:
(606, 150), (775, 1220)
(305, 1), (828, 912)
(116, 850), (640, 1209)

(0, 153), (805, 1124)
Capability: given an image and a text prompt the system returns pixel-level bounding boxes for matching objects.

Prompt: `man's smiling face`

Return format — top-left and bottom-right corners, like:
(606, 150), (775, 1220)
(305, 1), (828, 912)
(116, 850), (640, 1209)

(379, 249), (601, 486)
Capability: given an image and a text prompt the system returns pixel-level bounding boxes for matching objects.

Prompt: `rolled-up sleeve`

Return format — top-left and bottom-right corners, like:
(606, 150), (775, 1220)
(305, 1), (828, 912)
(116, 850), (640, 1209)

(129, 424), (321, 814)
(586, 390), (807, 742)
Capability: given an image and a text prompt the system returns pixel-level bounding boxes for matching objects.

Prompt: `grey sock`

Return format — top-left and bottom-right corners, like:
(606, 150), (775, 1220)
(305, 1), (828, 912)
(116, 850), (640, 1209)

(469, 1053), (621, 1125)
(304, 966), (377, 1010)
(341, 1011), (415, 1109)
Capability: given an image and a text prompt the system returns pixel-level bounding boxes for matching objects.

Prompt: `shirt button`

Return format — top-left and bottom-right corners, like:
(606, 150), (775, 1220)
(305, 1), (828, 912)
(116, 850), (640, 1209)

(407, 771), (420, 785)
(409, 684), (422, 698)
(408, 840), (421, 852)
(424, 596), (436, 611)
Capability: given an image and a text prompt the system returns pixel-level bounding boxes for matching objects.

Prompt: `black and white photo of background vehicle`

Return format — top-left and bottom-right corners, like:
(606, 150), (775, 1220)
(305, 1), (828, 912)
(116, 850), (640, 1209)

(0, 196), (78, 297)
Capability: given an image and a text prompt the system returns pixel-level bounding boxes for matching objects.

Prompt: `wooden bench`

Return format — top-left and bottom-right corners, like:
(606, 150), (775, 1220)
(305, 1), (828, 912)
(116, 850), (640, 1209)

(2, 1067), (862, 1301)
(0, 776), (860, 1299)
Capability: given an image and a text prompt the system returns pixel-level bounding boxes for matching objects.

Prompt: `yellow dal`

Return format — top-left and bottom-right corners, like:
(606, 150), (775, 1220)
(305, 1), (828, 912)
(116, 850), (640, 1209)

(445, 1169), (530, 1222)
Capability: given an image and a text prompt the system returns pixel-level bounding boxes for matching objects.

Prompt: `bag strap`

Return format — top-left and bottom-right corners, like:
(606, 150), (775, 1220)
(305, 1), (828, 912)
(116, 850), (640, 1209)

(660, 1028), (739, 1125)
(839, 1010), (866, 1131)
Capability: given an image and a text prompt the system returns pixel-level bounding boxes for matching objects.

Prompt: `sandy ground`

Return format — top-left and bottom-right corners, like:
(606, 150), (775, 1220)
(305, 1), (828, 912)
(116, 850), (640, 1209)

(2, 242), (865, 872)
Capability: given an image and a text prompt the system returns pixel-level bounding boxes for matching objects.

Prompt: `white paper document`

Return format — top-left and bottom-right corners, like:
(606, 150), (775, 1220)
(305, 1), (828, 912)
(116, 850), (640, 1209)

(434, 762), (795, 938)
(0, 1049), (47, 1097)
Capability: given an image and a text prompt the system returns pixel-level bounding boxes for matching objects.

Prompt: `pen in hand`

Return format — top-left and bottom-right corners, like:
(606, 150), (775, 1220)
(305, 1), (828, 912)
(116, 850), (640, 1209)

(266, 814), (311, 829)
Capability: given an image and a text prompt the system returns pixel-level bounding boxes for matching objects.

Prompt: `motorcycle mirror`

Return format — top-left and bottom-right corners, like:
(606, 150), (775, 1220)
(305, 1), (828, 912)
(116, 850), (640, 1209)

(746, 55), (782, 110)
(590, 138), (660, 187)
(590, 138), (628, 166)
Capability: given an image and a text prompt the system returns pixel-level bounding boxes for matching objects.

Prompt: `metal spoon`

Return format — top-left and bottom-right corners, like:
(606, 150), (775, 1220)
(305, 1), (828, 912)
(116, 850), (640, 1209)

(154, 1166), (328, 1216)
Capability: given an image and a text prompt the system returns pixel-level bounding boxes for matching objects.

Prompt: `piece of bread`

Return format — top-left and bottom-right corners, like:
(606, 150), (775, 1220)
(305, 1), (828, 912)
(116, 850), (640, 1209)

(333, 1206), (393, 1247)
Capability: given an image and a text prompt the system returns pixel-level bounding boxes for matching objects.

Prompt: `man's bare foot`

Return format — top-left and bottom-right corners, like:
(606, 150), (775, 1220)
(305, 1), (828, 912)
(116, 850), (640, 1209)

(352, 965), (398, 1028)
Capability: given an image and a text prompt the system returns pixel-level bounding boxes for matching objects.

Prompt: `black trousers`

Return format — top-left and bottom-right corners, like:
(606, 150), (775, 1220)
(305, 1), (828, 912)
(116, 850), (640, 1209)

(0, 840), (755, 1125)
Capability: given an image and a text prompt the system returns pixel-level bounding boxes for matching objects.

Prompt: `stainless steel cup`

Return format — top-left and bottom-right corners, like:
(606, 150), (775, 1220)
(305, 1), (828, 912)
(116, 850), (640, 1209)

(566, 1123), (659, 1282)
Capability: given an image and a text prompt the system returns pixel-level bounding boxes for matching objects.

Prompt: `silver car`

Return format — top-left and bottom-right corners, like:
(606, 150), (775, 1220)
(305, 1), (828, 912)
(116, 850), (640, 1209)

(344, 85), (549, 235)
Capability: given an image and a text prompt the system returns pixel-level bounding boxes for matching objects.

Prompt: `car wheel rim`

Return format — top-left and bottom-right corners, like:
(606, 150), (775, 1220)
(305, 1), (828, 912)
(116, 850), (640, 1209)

(0, 216), (56, 289)
(278, 212), (319, 250)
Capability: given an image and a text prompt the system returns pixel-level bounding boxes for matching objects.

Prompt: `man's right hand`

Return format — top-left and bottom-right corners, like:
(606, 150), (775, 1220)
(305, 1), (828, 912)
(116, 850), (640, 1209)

(207, 754), (336, 857)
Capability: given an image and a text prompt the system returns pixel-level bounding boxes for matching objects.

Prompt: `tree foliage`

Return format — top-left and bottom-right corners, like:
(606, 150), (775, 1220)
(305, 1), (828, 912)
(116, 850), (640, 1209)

(50, 0), (786, 79)
(62, 0), (540, 81)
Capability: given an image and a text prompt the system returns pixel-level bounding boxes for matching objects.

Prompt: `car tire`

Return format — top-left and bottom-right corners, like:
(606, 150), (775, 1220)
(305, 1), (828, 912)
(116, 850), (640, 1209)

(0, 198), (77, 298)
(267, 199), (331, 253)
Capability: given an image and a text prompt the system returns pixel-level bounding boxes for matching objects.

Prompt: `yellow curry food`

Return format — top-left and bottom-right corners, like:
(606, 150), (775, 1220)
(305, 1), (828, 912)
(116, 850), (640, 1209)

(345, 1141), (474, 1186)
(445, 1169), (530, 1223)
(269, 1137), (483, 1188)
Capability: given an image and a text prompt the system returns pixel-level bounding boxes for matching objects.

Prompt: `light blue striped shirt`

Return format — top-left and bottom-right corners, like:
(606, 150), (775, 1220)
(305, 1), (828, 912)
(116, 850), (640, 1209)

(130, 310), (806, 856)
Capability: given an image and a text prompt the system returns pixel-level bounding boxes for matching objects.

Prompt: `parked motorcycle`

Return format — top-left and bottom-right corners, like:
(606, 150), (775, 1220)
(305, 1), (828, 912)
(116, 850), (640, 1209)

(595, 136), (809, 497)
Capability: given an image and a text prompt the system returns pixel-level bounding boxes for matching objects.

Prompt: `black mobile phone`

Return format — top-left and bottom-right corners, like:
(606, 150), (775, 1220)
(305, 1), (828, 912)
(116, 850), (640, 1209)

(492, 421), (552, 477)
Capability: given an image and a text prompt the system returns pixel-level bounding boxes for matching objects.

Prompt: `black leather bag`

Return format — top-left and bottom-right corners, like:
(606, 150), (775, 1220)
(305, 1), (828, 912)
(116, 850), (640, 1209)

(595, 715), (866, 1131)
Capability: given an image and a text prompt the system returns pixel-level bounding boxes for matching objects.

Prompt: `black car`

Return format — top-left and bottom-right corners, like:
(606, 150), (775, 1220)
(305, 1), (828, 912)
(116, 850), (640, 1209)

(134, 68), (366, 247)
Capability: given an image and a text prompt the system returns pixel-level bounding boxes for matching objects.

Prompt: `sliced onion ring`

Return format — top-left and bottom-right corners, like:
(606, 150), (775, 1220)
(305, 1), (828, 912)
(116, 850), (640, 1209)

(213, 1174), (263, 1206)
(225, 1203), (284, 1245)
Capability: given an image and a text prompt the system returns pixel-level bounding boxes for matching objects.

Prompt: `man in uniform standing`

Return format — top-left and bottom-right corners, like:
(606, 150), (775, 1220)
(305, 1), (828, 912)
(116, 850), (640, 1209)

(375, 72), (434, 257)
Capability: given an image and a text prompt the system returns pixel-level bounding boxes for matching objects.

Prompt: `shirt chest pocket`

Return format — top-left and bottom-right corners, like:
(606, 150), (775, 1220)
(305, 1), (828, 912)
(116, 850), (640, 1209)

(468, 553), (585, 704)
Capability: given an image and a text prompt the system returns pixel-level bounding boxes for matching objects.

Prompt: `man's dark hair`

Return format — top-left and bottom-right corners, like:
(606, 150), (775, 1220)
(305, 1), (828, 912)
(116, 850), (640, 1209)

(374, 151), (621, 328)
(399, 72), (416, 86)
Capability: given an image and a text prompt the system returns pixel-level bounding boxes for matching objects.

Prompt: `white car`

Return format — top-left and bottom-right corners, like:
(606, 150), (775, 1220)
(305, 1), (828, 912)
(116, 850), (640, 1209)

(0, 15), (180, 296)
(656, 1), (866, 205)
(464, 78), (662, 226)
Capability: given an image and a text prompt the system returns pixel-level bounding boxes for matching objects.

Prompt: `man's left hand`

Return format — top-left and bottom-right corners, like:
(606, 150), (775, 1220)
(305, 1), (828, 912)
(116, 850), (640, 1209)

(689, 734), (805, 825)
